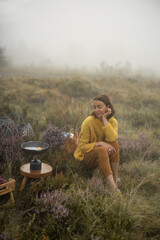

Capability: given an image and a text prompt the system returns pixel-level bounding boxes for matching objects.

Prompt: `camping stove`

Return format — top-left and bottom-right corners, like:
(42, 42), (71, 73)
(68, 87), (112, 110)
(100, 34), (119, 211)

(21, 141), (49, 170)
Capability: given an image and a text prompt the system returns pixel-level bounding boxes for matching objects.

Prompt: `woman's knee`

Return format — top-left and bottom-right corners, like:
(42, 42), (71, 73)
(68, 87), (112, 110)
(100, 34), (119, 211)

(94, 146), (109, 157)
(110, 141), (119, 163)
(110, 141), (119, 152)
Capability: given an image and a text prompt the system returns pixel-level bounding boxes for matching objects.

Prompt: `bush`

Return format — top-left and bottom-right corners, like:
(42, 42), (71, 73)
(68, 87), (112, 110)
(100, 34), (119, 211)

(35, 189), (70, 218)
(118, 132), (157, 163)
(54, 77), (99, 98)
(31, 181), (152, 240)
(0, 135), (24, 175)
(124, 110), (160, 129)
(40, 124), (66, 153)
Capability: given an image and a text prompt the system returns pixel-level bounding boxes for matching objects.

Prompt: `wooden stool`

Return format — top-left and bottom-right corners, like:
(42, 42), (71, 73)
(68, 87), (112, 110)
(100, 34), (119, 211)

(19, 163), (52, 192)
(0, 178), (15, 203)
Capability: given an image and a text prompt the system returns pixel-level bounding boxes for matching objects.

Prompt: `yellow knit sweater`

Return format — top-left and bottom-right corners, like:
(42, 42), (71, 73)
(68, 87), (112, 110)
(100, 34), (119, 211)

(74, 116), (118, 161)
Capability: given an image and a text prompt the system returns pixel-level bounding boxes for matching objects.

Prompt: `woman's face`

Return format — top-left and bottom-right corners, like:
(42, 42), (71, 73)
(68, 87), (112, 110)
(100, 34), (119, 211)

(93, 100), (108, 119)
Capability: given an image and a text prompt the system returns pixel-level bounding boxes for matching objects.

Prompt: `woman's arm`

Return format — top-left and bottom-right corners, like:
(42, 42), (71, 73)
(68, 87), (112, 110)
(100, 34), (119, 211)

(102, 118), (118, 142)
(78, 121), (96, 153)
(102, 108), (118, 142)
(94, 141), (116, 153)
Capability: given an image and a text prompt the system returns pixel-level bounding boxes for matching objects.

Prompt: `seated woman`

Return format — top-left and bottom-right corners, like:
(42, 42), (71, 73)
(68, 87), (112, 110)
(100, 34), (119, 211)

(74, 95), (120, 193)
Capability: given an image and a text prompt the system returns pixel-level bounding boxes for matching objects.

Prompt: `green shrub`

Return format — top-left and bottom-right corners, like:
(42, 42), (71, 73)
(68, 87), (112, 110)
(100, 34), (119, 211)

(124, 110), (160, 129)
(54, 77), (99, 98)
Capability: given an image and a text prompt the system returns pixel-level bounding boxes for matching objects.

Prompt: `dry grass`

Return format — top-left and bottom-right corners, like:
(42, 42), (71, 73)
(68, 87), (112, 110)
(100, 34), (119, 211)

(0, 65), (160, 240)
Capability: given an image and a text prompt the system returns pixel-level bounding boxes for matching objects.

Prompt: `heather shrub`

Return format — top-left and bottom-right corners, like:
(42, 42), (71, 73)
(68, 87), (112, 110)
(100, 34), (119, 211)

(0, 232), (12, 240)
(0, 135), (24, 175)
(118, 132), (156, 163)
(31, 183), (153, 240)
(86, 175), (107, 194)
(40, 124), (66, 153)
(35, 190), (70, 219)
(33, 187), (93, 239)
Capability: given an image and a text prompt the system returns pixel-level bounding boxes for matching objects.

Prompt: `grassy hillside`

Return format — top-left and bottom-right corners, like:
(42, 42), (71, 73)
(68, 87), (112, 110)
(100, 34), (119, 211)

(0, 66), (160, 240)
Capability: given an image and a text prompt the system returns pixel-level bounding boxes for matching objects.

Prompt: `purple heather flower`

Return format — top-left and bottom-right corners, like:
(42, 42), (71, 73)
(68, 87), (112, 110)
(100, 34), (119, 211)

(40, 124), (66, 152)
(118, 132), (154, 160)
(35, 190), (70, 220)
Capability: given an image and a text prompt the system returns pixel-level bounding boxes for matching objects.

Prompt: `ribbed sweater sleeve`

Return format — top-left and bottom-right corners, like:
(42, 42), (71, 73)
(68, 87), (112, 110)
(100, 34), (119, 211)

(102, 118), (118, 142)
(79, 120), (96, 153)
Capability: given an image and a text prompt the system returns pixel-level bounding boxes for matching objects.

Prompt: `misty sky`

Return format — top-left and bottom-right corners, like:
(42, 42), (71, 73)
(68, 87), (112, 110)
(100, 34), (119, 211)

(0, 0), (160, 74)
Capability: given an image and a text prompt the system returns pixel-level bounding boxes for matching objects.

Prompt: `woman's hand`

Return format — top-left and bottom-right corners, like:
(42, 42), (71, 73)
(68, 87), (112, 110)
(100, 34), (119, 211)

(95, 141), (115, 155)
(102, 107), (112, 119)
(102, 107), (112, 126)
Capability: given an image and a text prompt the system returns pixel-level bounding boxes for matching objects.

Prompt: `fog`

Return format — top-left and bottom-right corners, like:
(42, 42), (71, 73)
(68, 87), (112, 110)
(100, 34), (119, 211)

(0, 0), (160, 74)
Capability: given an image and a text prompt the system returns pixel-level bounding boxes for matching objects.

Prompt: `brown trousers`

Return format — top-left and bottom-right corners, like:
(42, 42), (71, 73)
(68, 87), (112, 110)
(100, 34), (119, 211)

(82, 141), (119, 178)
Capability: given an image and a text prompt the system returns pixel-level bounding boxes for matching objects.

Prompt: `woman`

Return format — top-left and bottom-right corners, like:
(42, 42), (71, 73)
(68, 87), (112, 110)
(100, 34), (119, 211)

(74, 95), (120, 193)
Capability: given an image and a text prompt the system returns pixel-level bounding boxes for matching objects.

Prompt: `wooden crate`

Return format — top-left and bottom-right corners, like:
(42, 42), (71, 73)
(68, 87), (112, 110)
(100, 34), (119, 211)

(0, 178), (15, 203)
